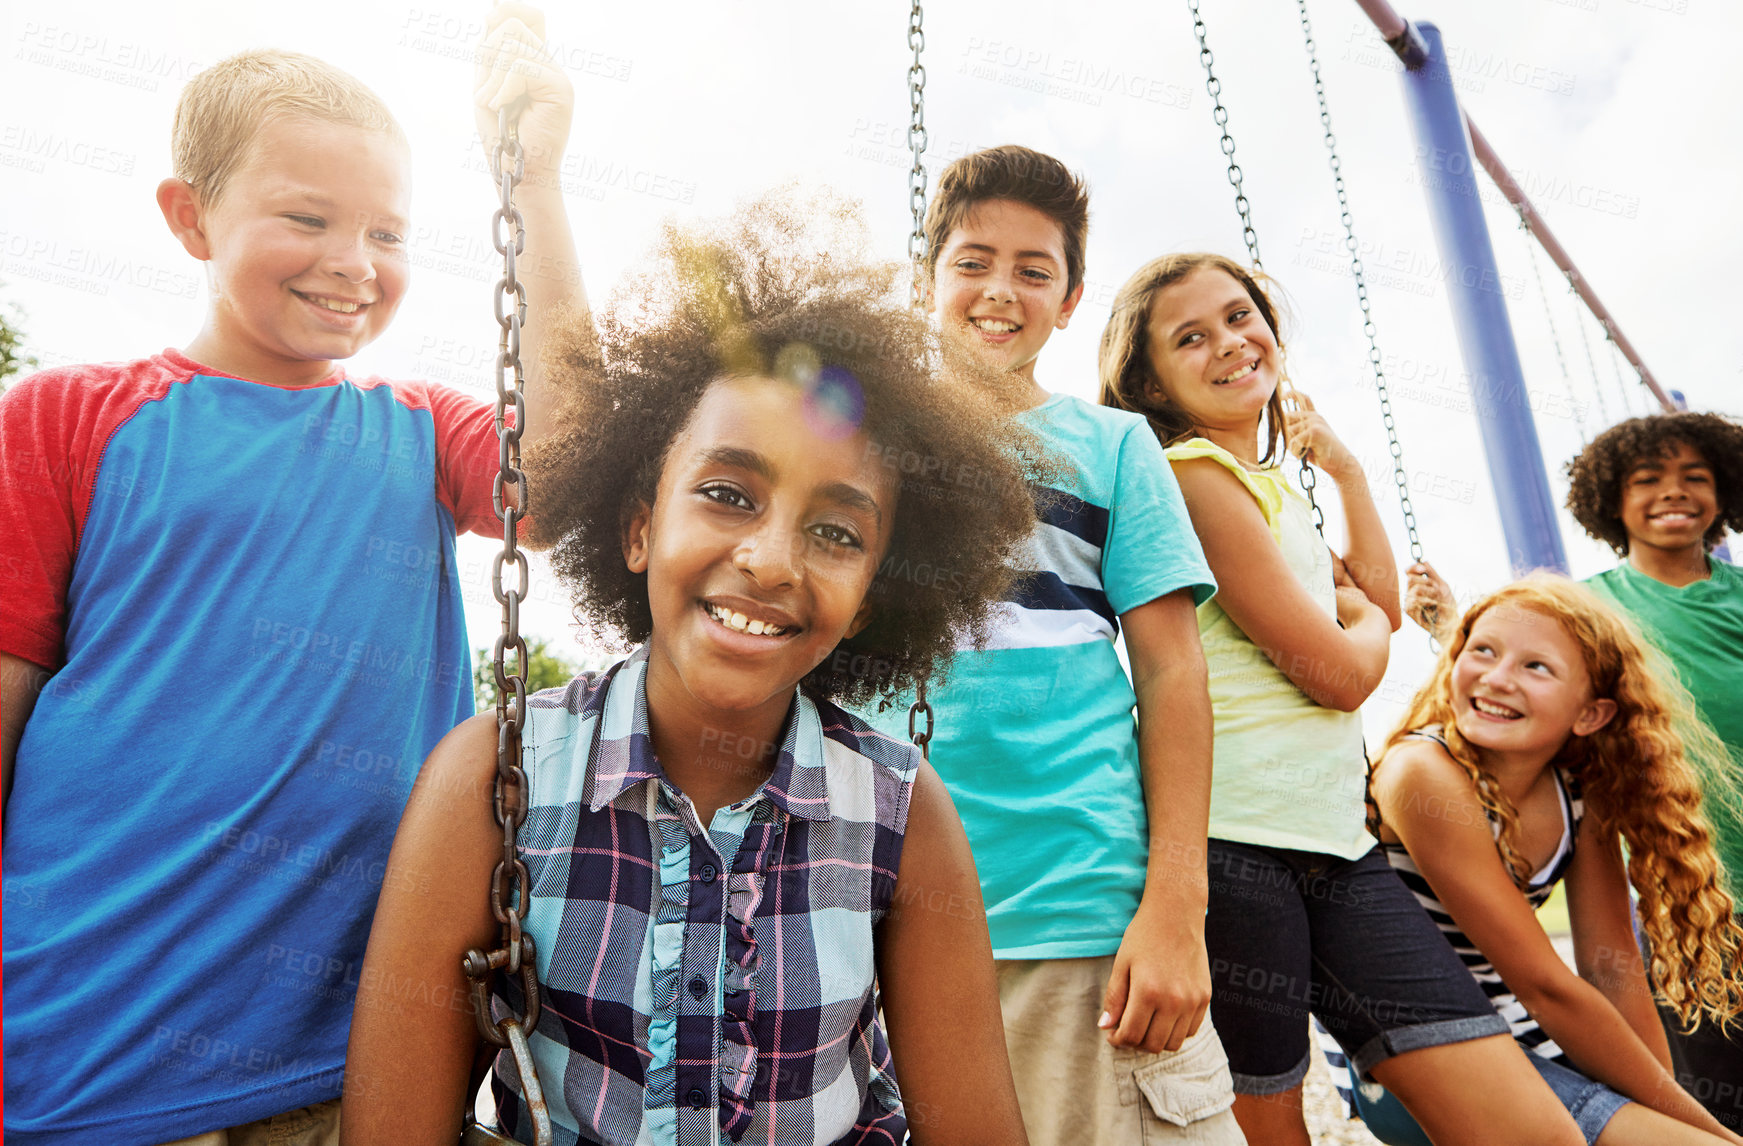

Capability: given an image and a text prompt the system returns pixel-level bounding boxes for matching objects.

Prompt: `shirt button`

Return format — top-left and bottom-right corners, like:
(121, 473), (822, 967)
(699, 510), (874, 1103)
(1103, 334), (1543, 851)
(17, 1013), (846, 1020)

(687, 1087), (707, 1108)
(699, 863), (718, 883)
(688, 975), (707, 1000)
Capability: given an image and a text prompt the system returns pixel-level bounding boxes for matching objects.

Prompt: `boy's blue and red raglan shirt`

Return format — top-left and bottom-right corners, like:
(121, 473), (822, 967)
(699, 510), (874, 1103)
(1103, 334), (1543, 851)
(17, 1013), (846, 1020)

(1, 350), (500, 1144)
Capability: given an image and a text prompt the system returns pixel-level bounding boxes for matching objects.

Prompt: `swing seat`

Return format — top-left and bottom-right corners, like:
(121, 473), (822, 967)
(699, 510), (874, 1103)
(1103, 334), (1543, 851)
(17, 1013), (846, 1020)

(1345, 1066), (1433, 1146)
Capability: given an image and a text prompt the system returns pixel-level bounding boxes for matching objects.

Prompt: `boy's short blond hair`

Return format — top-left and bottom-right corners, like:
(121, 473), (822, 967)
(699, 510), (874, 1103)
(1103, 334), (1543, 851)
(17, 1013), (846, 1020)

(171, 49), (406, 208)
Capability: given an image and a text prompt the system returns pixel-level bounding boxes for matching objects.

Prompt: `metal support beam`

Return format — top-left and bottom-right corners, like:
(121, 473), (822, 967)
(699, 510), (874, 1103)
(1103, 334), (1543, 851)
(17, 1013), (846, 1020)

(1353, 0), (1671, 414)
(1398, 21), (1569, 575)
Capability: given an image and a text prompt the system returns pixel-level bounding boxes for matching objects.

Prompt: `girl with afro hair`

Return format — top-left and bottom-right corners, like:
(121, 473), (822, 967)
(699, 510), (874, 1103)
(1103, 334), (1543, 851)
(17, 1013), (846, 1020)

(342, 193), (1042, 1145)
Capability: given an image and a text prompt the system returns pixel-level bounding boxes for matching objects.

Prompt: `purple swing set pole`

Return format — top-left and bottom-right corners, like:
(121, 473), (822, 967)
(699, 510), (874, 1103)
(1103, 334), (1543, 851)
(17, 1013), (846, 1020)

(1350, 10), (1569, 573)
(1353, 0), (1673, 414)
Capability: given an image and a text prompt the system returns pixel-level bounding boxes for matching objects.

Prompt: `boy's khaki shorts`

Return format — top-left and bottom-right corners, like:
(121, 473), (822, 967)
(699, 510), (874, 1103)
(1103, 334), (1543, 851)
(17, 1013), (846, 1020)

(999, 956), (1246, 1146)
(154, 1098), (339, 1146)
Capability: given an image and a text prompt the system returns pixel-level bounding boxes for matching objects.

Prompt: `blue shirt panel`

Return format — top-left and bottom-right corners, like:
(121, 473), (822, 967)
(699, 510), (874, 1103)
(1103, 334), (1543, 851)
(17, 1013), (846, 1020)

(3, 375), (477, 1144)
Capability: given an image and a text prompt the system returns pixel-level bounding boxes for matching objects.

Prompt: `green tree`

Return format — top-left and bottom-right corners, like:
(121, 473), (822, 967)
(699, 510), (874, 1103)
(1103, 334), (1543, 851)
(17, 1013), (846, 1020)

(1, 284), (38, 390)
(473, 637), (588, 712)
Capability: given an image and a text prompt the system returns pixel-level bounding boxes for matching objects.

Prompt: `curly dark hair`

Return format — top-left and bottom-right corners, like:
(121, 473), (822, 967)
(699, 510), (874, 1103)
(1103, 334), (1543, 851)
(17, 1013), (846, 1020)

(1564, 412), (1743, 555)
(525, 191), (1046, 707)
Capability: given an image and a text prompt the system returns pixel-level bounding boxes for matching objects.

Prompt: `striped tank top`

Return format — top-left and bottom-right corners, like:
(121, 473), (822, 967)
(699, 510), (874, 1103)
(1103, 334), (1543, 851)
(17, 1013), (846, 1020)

(1385, 726), (1584, 1061)
(1324, 725), (1584, 1108)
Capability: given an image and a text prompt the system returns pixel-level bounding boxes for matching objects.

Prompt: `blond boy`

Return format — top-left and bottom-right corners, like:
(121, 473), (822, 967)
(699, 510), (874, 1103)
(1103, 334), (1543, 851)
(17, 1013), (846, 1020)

(0, 14), (579, 1144)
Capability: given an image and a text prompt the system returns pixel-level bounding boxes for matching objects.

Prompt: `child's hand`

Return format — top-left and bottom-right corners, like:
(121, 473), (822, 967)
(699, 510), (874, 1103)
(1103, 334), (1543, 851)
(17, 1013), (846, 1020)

(474, 3), (574, 186)
(1331, 551), (1373, 626)
(1404, 560), (1456, 637)
(1335, 582), (1375, 629)
(1282, 388), (1360, 483)
(1099, 900), (1211, 1053)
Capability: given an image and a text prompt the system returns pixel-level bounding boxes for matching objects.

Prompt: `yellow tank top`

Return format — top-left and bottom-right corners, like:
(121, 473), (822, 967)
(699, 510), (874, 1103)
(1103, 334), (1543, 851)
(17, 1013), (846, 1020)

(1165, 437), (1372, 859)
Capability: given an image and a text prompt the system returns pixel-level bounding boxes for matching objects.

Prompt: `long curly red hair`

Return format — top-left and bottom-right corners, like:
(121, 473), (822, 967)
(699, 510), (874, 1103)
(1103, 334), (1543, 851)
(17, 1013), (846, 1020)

(1384, 575), (1743, 1030)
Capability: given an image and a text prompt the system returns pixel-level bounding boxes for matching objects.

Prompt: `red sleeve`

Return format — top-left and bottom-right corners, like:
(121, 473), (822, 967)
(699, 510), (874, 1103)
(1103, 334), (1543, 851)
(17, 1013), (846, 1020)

(0, 359), (178, 668)
(421, 381), (504, 538)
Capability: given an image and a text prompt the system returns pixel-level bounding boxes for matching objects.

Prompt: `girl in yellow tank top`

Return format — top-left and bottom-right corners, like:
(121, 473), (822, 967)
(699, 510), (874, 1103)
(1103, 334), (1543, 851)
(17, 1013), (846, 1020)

(1098, 253), (1598, 1146)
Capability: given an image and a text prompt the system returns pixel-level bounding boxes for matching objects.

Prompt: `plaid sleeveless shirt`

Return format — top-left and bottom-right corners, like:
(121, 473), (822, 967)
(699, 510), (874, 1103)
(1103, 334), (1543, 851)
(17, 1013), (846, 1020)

(489, 647), (919, 1145)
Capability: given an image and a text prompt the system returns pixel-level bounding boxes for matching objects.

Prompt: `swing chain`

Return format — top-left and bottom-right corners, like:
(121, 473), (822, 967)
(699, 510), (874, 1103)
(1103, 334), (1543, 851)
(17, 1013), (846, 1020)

(1190, 0), (1328, 529)
(464, 108), (544, 1070)
(908, 0), (930, 304)
(1606, 332), (1648, 415)
(907, 683), (934, 760)
(1565, 269), (1615, 426)
(1188, 0), (1263, 273)
(1296, 447), (1326, 535)
(1297, 0), (1422, 562)
(901, 3), (936, 759)
(1516, 211), (1588, 442)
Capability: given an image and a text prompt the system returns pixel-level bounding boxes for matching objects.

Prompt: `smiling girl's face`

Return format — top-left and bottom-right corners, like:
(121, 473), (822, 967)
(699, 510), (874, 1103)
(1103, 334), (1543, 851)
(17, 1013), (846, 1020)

(1143, 267), (1280, 438)
(624, 374), (898, 726)
(1451, 605), (1616, 759)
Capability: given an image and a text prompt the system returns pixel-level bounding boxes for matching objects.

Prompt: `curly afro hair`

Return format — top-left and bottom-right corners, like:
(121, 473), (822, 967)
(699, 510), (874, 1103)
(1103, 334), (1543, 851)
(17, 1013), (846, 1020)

(525, 190), (1048, 708)
(1564, 412), (1743, 555)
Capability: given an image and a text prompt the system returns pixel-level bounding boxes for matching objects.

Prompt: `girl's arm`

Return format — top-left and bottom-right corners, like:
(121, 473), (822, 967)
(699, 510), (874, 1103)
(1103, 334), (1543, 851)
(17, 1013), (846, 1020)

(1375, 741), (1736, 1141)
(1172, 456), (1390, 711)
(1564, 813), (1675, 1069)
(1102, 588), (1213, 1054)
(876, 762), (1029, 1146)
(342, 714), (503, 1146)
(1283, 390), (1401, 630)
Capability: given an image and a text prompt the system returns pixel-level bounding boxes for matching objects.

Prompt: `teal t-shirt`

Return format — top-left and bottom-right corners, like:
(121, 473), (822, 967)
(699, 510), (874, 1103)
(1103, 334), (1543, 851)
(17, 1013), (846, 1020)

(861, 393), (1216, 958)
(1586, 558), (1743, 898)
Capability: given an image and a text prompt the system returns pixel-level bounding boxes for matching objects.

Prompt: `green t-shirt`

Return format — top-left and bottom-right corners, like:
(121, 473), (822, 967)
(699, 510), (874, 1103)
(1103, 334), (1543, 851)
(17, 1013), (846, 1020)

(859, 394), (1216, 959)
(1586, 558), (1743, 897)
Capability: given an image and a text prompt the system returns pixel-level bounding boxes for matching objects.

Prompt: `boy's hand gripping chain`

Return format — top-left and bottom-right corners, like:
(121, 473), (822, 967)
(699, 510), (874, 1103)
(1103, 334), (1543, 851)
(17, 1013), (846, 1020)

(459, 107), (553, 1146)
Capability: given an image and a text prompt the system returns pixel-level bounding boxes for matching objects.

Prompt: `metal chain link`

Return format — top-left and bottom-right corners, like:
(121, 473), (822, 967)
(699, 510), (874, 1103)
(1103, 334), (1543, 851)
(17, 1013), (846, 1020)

(907, 1), (930, 306)
(1607, 334), (1650, 414)
(1516, 213), (1588, 443)
(1566, 272), (1614, 427)
(1187, 0), (1333, 536)
(1298, 0), (1423, 560)
(460, 105), (551, 1146)
(903, 2), (935, 756)
(1188, 0), (1263, 273)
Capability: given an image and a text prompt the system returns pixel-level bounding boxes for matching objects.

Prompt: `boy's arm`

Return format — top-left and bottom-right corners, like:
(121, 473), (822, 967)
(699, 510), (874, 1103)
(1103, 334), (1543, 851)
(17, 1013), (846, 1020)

(876, 761), (1029, 1145)
(342, 714), (501, 1146)
(1102, 587), (1214, 1054)
(1, 652), (47, 813)
(473, 4), (588, 451)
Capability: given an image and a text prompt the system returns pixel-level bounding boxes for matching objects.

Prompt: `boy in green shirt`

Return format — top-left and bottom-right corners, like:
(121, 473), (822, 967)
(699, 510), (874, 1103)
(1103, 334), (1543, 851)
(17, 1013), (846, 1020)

(1566, 412), (1743, 1131)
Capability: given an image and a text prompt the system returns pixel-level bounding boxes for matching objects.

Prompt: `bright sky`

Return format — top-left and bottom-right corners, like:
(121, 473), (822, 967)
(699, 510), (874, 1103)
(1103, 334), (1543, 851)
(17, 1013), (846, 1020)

(3, 0), (1735, 736)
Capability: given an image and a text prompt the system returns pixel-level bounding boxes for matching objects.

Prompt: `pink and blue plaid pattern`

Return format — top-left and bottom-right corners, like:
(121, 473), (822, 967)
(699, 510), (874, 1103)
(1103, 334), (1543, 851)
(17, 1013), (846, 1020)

(489, 648), (919, 1146)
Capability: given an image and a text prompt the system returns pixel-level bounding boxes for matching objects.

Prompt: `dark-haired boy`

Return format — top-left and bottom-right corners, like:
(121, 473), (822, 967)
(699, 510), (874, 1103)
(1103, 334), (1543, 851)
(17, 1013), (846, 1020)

(1566, 411), (1743, 1130)
(863, 145), (1242, 1144)
(0, 15), (581, 1144)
